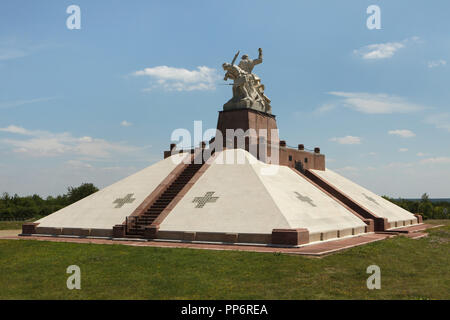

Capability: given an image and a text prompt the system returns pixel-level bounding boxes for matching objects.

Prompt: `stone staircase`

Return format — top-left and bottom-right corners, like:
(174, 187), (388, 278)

(126, 162), (204, 236)
(377, 224), (434, 238)
(292, 168), (389, 232)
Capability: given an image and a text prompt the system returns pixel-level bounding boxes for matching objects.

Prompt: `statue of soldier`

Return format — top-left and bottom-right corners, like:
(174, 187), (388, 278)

(222, 48), (272, 114)
(238, 48), (271, 108)
(238, 48), (263, 74)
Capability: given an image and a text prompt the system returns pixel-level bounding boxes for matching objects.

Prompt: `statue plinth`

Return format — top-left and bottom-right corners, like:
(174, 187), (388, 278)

(216, 108), (279, 150)
(223, 98), (268, 114)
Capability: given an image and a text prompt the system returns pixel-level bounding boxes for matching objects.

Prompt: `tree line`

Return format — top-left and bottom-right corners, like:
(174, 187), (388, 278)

(0, 185), (448, 221)
(383, 193), (450, 220)
(0, 183), (98, 221)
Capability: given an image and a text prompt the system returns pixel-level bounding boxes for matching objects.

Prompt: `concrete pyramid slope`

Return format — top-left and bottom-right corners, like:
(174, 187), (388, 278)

(310, 168), (417, 228)
(252, 160), (367, 235)
(35, 153), (189, 234)
(159, 149), (366, 243)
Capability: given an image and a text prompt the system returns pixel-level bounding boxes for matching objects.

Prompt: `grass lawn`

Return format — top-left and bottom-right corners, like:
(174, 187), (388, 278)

(0, 221), (27, 230)
(0, 220), (449, 300)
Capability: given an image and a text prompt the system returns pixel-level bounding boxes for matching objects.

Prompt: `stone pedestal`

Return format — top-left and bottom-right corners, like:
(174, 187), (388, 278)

(414, 214), (423, 224)
(216, 108), (279, 153)
(271, 228), (310, 246)
(113, 224), (126, 238)
(22, 222), (39, 235)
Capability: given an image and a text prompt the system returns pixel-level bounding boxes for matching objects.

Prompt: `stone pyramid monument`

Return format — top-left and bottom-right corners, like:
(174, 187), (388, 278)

(22, 49), (421, 246)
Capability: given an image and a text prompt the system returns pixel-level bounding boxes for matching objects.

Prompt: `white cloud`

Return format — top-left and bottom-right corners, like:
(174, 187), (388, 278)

(336, 166), (359, 172)
(353, 37), (419, 60)
(0, 125), (140, 158)
(426, 113), (450, 132)
(79, 136), (93, 143)
(100, 166), (125, 171)
(398, 148), (408, 152)
(0, 125), (34, 135)
(354, 42), (404, 60)
(66, 160), (93, 169)
(416, 152), (429, 157)
(0, 48), (28, 61)
(330, 136), (362, 145)
(0, 40), (50, 61)
(328, 92), (424, 114)
(428, 60), (447, 68)
(120, 120), (132, 127)
(132, 65), (220, 91)
(388, 129), (416, 138)
(314, 103), (336, 114)
(333, 166), (360, 177)
(0, 97), (57, 109)
(420, 157), (450, 164)
(384, 162), (414, 169)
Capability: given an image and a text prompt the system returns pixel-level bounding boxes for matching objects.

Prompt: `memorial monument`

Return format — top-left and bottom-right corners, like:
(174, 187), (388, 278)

(22, 49), (421, 247)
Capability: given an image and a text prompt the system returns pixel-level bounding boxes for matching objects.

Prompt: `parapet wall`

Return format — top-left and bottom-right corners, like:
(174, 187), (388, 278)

(279, 146), (325, 171)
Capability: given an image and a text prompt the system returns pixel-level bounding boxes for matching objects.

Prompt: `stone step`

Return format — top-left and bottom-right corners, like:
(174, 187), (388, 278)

(141, 215), (159, 219)
(162, 192), (181, 196)
(136, 221), (155, 225)
(152, 204), (170, 208)
(153, 200), (173, 204)
(125, 162), (205, 239)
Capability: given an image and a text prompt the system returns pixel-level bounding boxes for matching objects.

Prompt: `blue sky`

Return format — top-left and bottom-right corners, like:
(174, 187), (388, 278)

(1, 0), (449, 198)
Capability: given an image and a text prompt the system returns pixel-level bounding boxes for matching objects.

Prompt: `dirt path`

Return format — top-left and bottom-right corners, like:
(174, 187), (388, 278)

(0, 229), (20, 237)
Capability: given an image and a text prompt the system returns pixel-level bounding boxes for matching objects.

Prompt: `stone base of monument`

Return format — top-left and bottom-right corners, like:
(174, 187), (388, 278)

(23, 148), (421, 247)
(223, 98), (269, 114)
(216, 108), (278, 147)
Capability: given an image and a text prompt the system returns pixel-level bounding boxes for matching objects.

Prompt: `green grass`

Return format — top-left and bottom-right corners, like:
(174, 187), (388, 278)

(0, 222), (449, 300)
(426, 219), (450, 226)
(0, 221), (25, 230)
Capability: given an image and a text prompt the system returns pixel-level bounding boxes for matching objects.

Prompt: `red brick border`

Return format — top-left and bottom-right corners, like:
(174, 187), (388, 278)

(8, 233), (393, 256)
(414, 214), (423, 224)
(21, 222), (39, 234)
(272, 228), (309, 245)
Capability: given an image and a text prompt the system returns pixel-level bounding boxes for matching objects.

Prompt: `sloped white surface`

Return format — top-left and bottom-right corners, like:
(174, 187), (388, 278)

(310, 168), (416, 224)
(160, 149), (366, 234)
(36, 153), (189, 229)
(254, 162), (366, 233)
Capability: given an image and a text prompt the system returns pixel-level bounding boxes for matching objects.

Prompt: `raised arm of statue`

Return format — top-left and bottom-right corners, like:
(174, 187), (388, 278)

(253, 48), (263, 66)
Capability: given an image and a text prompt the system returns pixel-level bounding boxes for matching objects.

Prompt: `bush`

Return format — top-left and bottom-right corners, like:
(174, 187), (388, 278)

(0, 183), (99, 220)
